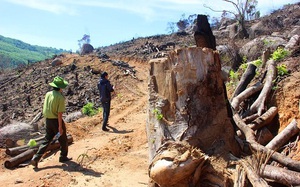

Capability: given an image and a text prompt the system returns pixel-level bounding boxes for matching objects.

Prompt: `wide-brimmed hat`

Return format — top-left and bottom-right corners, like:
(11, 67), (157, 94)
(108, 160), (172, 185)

(49, 76), (68, 89)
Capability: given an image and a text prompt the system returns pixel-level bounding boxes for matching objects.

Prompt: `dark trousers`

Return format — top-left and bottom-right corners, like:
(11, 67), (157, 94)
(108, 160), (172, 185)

(102, 101), (111, 129)
(32, 118), (68, 162)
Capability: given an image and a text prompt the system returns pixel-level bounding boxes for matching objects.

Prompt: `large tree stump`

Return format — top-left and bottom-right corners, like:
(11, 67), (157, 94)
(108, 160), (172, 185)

(147, 45), (240, 186)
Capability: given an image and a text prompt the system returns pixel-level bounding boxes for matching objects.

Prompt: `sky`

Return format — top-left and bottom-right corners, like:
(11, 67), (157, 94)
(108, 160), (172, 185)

(0, 0), (298, 52)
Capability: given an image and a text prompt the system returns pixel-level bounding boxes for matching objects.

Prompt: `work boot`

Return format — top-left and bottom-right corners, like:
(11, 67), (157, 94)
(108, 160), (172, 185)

(59, 157), (72, 162)
(29, 159), (38, 168)
(102, 127), (109, 131)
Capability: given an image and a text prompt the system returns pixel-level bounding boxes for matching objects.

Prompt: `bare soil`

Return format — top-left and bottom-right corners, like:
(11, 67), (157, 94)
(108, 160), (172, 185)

(0, 56), (151, 187)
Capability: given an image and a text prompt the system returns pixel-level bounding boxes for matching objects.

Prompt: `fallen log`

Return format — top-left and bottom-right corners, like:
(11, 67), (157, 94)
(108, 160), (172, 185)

(231, 63), (257, 100)
(262, 164), (300, 186)
(6, 134), (72, 156)
(6, 136), (45, 156)
(4, 149), (36, 169)
(266, 119), (299, 151)
(248, 60), (276, 116)
(233, 114), (300, 172)
(4, 135), (73, 169)
(231, 82), (263, 111)
(248, 107), (278, 130)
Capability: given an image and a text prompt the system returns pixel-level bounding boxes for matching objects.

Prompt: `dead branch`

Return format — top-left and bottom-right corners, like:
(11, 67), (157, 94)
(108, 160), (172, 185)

(231, 63), (257, 100)
(243, 113), (259, 123)
(248, 107), (278, 130)
(262, 164), (300, 186)
(239, 159), (269, 187)
(248, 60), (276, 116)
(231, 82), (263, 111)
(233, 165), (247, 187)
(229, 153), (268, 187)
(233, 114), (300, 172)
(266, 119), (299, 150)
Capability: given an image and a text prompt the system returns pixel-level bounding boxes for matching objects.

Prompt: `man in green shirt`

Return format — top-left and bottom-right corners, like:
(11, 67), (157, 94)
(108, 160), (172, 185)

(30, 76), (72, 168)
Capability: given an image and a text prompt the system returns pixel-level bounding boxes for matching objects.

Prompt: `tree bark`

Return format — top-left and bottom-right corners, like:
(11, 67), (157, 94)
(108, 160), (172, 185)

(248, 60), (276, 116)
(6, 134), (73, 156)
(231, 82), (263, 111)
(6, 136), (45, 156)
(266, 119), (299, 150)
(231, 63), (257, 99)
(4, 135), (73, 169)
(262, 164), (300, 186)
(247, 106), (278, 130)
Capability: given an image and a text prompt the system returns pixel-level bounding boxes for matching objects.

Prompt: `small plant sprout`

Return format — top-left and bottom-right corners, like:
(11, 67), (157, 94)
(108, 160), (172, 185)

(277, 64), (289, 76)
(271, 47), (289, 61)
(152, 108), (163, 120)
(252, 59), (262, 67)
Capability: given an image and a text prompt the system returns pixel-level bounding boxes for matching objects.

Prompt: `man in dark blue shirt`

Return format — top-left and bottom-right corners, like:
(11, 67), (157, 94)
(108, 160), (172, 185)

(98, 72), (114, 131)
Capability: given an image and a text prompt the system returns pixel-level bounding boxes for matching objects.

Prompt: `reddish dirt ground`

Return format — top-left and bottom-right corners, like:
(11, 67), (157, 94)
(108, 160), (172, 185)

(0, 56), (150, 187)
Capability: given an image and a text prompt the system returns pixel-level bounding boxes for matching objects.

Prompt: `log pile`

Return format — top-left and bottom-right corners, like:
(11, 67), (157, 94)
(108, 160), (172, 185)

(3, 134), (73, 169)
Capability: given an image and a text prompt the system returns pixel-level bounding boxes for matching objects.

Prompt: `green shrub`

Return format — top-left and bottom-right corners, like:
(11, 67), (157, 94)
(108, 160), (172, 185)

(271, 47), (289, 61)
(277, 64), (289, 76)
(252, 59), (262, 67)
(82, 102), (100, 116)
(240, 63), (248, 71)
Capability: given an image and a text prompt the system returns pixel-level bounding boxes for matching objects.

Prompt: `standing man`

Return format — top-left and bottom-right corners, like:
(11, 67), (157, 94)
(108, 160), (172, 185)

(30, 76), (72, 168)
(98, 72), (114, 131)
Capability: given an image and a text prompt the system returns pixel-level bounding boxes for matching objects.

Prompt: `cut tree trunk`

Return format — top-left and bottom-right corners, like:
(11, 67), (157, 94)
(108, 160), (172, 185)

(266, 119), (299, 150)
(231, 63), (257, 99)
(4, 135), (73, 169)
(6, 134), (73, 156)
(6, 136), (45, 156)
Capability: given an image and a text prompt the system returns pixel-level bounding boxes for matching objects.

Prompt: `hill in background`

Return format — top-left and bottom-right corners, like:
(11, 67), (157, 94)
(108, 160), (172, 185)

(0, 35), (67, 69)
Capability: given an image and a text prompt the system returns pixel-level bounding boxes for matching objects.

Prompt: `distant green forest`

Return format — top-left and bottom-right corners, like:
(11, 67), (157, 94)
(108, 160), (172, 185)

(0, 35), (68, 69)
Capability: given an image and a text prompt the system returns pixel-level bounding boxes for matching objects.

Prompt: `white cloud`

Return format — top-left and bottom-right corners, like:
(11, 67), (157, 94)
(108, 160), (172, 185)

(4, 0), (77, 15)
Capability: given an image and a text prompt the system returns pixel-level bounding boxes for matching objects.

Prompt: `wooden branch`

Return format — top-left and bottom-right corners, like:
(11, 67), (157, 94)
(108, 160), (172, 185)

(0, 75), (20, 90)
(229, 153), (268, 187)
(4, 135), (73, 169)
(231, 63), (257, 100)
(29, 112), (42, 126)
(233, 114), (300, 172)
(239, 159), (269, 187)
(243, 113), (259, 123)
(262, 164), (300, 186)
(248, 60), (276, 116)
(6, 134), (73, 156)
(231, 82), (263, 111)
(248, 107), (278, 130)
(6, 136), (45, 156)
(261, 48), (271, 70)
(233, 165), (247, 187)
(266, 119), (299, 150)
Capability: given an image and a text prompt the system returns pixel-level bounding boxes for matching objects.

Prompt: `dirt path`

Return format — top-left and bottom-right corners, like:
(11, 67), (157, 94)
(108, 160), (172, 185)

(0, 59), (150, 187)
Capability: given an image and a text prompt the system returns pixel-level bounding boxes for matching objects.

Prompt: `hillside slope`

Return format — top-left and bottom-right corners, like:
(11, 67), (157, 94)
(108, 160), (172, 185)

(0, 3), (299, 186)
